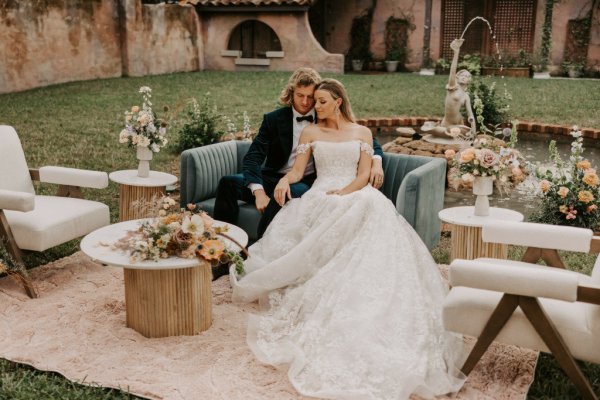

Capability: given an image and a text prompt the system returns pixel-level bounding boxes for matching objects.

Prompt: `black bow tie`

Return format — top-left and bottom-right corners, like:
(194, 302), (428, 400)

(296, 115), (314, 123)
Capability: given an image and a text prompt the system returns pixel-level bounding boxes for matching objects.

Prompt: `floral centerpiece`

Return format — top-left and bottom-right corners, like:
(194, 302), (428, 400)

(445, 124), (527, 216)
(114, 196), (246, 274)
(119, 86), (169, 178)
(528, 126), (600, 230)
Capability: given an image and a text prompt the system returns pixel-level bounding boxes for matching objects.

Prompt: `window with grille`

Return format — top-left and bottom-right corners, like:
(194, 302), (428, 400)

(441, 0), (536, 60)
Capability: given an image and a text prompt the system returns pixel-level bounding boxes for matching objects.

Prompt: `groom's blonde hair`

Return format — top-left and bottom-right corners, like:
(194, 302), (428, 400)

(278, 67), (322, 106)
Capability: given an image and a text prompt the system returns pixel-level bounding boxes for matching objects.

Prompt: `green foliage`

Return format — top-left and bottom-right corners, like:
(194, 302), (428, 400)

(177, 94), (223, 151)
(482, 49), (531, 68)
(348, 9), (373, 61)
(384, 16), (413, 64)
(468, 77), (511, 132)
(457, 54), (481, 75)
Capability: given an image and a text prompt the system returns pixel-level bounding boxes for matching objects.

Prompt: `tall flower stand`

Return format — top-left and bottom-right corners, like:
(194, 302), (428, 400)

(109, 170), (178, 221)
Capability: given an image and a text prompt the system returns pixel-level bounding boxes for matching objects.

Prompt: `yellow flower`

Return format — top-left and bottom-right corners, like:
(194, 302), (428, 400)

(459, 148), (476, 163)
(557, 187), (569, 198)
(539, 180), (551, 193)
(197, 239), (225, 261)
(578, 190), (594, 204)
(583, 172), (599, 187)
(577, 160), (591, 170)
(559, 205), (568, 214)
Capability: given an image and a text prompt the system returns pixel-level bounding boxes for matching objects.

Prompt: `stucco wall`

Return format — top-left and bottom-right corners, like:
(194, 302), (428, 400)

(0, 0), (122, 94)
(200, 12), (343, 73)
(121, 1), (202, 76)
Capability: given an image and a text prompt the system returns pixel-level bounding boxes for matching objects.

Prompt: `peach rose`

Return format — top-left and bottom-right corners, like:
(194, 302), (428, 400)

(511, 167), (523, 178)
(578, 190), (594, 204)
(583, 172), (599, 187)
(449, 127), (462, 137)
(131, 106), (140, 113)
(459, 148), (476, 163)
(539, 180), (551, 193)
(577, 160), (591, 170)
(588, 204), (598, 212)
(557, 187), (569, 198)
(559, 205), (568, 214)
(444, 149), (456, 160)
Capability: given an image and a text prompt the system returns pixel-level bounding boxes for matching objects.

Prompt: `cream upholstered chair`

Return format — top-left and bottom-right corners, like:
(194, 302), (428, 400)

(443, 221), (600, 400)
(0, 125), (110, 298)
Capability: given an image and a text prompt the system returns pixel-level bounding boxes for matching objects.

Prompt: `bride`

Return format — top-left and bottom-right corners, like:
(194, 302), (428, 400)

(230, 78), (466, 399)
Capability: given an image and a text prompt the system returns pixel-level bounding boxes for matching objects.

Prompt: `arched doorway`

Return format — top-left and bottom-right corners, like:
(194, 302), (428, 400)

(228, 20), (282, 59)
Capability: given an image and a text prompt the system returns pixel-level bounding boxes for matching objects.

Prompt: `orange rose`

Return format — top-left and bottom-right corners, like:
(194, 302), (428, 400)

(557, 187), (569, 198)
(559, 205), (568, 214)
(578, 190), (594, 204)
(197, 239), (225, 261)
(583, 172), (599, 187)
(459, 148), (476, 163)
(577, 160), (591, 170)
(588, 204), (598, 212)
(539, 180), (551, 193)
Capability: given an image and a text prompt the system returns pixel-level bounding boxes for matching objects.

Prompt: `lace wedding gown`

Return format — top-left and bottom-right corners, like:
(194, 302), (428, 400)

(230, 140), (466, 400)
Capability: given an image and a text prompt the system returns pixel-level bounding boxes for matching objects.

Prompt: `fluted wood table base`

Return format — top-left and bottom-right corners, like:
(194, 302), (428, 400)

(449, 225), (507, 261)
(123, 263), (212, 338)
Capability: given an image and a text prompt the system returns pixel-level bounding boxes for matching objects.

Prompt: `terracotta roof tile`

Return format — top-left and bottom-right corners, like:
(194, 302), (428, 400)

(196, 0), (313, 6)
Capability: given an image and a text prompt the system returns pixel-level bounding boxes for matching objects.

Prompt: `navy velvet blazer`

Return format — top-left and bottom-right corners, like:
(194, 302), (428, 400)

(243, 106), (383, 186)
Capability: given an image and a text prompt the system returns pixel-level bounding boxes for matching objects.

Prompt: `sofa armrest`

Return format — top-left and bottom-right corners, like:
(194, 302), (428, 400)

(180, 141), (245, 207)
(0, 189), (35, 212)
(38, 166), (108, 189)
(449, 259), (580, 302)
(394, 156), (446, 249)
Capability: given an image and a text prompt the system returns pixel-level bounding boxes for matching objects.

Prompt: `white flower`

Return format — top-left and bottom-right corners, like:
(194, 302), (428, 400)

(139, 86), (152, 94)
(168, 221), (181, 231)
(138, 136), (150, 147)
(461, 173), (475, 183)
(159, 127), (167, 136)
(131, 134), (140, 145)
(182, 214), (204, 235)
(146, 123), (157, 134)
(151, 143), (160, 152)
(119, 129), (130, 143)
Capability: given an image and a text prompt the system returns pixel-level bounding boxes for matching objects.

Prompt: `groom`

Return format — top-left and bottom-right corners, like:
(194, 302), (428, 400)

(213, 67), (385, 242)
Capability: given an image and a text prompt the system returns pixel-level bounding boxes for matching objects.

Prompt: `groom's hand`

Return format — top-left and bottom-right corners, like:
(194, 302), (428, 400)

(370, 158), (384, 189)
(254, 190), (270, 213)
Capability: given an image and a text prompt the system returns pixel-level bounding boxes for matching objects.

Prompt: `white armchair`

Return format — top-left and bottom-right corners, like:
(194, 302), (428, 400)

(0, 125), (110, 298)
(443, 221), (600, 400)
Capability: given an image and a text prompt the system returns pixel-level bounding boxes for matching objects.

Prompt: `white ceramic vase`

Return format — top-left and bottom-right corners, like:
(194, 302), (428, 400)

(136, 146), (153, 178)
(473, 176), (494, 216)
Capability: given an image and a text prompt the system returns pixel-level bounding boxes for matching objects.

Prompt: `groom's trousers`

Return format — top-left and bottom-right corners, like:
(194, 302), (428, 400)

(213, 172), (315, 240)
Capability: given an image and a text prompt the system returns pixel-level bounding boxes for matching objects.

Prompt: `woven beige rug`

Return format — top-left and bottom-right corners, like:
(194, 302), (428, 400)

(0, 252), (537, 400)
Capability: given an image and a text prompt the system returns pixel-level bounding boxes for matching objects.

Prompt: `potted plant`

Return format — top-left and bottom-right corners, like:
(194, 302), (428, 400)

(481, 49), (532, 78)
(385, 49), (403, 72)
(457, 54), (482, 76)
(348, 10), (373, 72)
(531, 50), (551, 79)
(562, 60), (585, 78)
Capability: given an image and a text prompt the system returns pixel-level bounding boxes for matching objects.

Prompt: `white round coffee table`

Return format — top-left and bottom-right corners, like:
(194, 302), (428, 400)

(109, 170), (178, 221)
(439, 206), (524, 261)
(81, 218), (248, 338)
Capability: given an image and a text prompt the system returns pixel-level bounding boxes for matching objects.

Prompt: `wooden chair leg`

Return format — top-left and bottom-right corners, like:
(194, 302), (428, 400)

(521, 246), (566, 269)
(0, 211), (37, 298)
(520, 296), (597, 400)
(461, 294), (520, 375)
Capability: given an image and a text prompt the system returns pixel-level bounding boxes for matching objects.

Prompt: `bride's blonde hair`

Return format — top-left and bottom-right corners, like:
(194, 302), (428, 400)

(314, 78), (355, 123)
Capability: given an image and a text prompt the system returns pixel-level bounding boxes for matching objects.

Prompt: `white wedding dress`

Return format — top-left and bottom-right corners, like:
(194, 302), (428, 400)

(230, 140), (466, 400)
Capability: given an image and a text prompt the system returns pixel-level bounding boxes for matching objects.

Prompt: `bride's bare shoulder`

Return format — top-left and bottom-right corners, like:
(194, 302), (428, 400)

(350, 123), (373, 143)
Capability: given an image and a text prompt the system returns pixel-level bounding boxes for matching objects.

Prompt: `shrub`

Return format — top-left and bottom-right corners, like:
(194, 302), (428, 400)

(177, 94), (223, 151)
(468, 77), (511, 132)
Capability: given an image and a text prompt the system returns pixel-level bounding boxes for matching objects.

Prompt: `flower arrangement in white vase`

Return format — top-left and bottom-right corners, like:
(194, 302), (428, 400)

(446, 125), (527, 216)
(119, 86), (169, 178)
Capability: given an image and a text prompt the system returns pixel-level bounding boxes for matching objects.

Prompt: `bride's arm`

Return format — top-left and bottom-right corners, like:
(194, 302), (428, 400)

(273, 129), (313, 206)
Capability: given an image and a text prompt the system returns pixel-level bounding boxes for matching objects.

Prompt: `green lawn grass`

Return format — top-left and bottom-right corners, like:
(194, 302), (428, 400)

(1, 71), (599, 399)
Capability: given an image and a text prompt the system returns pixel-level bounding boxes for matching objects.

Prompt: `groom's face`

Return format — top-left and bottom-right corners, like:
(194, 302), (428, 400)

(292, 84), (316, 115)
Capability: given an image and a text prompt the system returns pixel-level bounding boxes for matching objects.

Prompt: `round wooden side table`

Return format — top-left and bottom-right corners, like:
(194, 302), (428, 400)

(109, 170), (178, 221)
(439, 206), (524, 261)
(81, 219), (249, 338)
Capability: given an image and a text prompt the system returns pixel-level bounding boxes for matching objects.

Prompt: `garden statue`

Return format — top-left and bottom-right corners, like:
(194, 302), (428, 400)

(422, 38), (476, 143)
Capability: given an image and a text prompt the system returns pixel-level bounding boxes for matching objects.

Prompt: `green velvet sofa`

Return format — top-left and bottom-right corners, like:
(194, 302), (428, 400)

(180, 140), (446, 249)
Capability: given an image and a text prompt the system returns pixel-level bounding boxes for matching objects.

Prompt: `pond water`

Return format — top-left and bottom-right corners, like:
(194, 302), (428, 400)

(378, 133), (600, 220)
